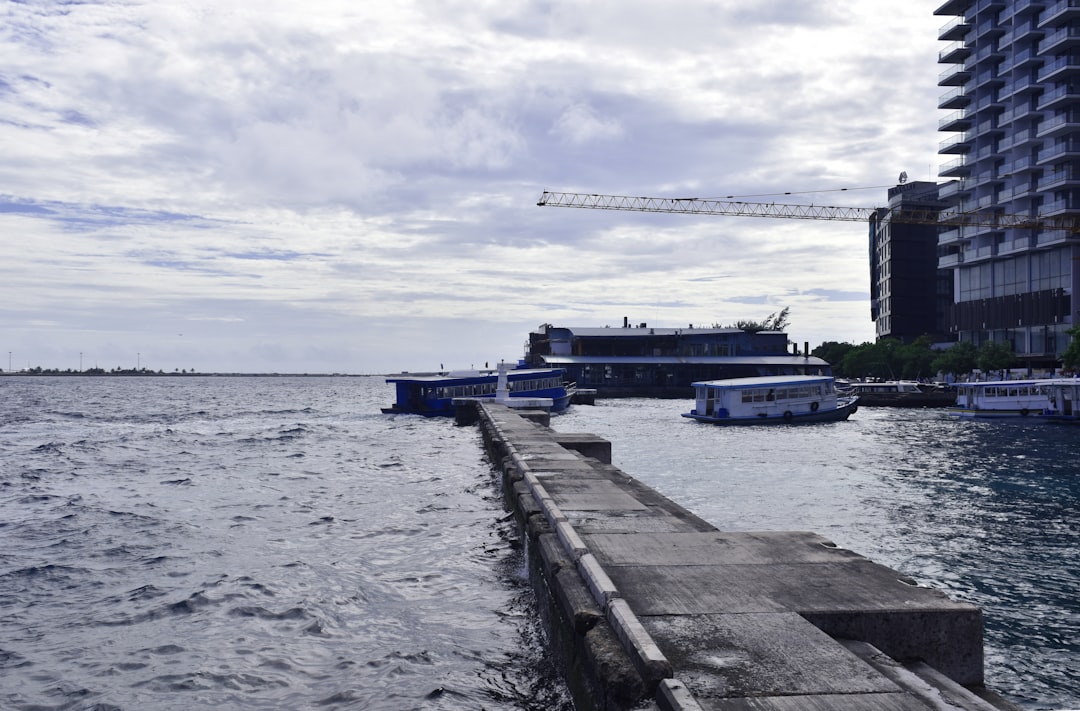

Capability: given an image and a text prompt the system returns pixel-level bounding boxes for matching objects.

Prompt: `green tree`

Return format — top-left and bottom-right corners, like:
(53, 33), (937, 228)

(1061, 325), (1080, 372)
(932, 341), (977, 378)
(976, 340), (1016, 376)
(720, 306), (791, 333)
(812, 341), (855, 374)
(898, 335), (936, 380)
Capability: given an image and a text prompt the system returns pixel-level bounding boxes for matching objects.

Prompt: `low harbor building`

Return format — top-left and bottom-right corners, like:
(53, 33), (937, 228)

(524, 321), (831, 397)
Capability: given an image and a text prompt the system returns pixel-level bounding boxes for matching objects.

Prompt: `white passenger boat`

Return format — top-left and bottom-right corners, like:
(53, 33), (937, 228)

(682, 375), (858, 425)
(948, 379), (1056, 419)
(1042, 379), (1080, 423)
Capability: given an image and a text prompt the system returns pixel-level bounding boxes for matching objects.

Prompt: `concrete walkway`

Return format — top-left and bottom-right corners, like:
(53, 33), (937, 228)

(474, 401), (1022, 711)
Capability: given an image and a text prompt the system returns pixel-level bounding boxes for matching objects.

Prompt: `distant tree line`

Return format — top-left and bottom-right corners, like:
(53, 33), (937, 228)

(1, 367), (199, 375)
(813, 324), (1080, 380)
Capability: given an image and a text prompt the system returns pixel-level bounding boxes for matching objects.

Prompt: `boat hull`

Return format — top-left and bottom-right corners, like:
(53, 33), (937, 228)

(682, 398), (859, 426)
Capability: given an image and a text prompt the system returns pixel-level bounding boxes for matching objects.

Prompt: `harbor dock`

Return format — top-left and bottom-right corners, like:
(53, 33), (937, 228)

(470, 400), (1021, 711)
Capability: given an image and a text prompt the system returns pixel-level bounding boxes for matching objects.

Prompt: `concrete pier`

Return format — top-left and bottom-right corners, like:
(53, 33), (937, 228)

(472, 401), (1022, 711)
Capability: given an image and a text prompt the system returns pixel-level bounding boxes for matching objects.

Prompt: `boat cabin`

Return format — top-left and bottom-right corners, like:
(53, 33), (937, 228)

(692, 375), (839, 420)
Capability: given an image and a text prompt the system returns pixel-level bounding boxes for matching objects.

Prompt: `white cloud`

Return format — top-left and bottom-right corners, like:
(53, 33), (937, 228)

(0, 0), (945, 373)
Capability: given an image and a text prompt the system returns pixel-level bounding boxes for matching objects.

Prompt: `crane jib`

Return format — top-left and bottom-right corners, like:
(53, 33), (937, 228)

(537, 191), (1080, 233)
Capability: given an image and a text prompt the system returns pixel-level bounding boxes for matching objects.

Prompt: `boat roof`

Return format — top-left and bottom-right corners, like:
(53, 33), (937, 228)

(538, 355), (829, 366)
(691, 374), (835, 389)
(385, 367), (564, 384)
(546, 327), (775, 337)
(960, 378), (1076, 387)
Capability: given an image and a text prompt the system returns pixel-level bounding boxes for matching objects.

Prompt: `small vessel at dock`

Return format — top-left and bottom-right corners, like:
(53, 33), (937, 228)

(383, 365), (574, 416)
(949, 378), (1073, 420)
(682, 374), (858, 425)
(839, 380), (956, 408)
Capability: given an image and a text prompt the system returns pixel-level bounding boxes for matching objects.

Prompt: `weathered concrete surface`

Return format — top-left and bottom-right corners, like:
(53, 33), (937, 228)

(473, 401), (1022, 711)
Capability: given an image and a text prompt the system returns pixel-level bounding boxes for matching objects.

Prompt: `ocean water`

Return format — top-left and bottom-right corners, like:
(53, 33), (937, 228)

(2, 378), (1078, 710)
(0, 376), (571, 711)
(556, 399), (1080, 710)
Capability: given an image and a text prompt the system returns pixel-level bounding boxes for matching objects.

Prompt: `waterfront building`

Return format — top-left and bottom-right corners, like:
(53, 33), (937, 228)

(524, 321), (830, 397)
(870, 181), (953, 342)
(935, 0), (1080, 369)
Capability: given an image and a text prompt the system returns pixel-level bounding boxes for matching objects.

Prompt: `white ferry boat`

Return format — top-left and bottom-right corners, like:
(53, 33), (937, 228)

(1034, 378), (1080, 424)
(948, 380), (1055, 419)
(682, 375), (858, 426)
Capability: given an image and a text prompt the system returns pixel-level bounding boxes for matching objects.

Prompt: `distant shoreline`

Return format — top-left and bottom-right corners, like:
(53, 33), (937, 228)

(0, 372), (379, 378)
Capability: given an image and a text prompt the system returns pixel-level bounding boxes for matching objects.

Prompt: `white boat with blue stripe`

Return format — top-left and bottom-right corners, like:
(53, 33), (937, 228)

(683, 375), (858, 425)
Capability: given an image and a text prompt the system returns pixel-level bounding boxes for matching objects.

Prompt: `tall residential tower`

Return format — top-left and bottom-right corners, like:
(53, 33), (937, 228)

(935, 0), (1079, 368)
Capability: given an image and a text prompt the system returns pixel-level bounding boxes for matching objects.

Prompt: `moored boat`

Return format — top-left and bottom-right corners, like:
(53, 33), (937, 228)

(948, 378), (1071, 420)
(383, 365), (574, 416)
(682, 374), (858, 425)
(1042, 378), (1080, 423)
(840, 380), (955, 408)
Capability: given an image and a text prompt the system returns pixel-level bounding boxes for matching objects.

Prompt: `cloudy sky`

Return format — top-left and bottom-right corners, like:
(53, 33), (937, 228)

(1, 0), (945, 374)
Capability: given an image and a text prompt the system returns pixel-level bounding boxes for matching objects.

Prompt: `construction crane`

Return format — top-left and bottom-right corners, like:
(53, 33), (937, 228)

(536, 191), (1080, 233)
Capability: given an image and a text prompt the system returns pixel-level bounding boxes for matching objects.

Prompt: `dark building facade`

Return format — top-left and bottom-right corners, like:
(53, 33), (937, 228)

(524, 322), (831, 398)
(869, 181), (953, 343)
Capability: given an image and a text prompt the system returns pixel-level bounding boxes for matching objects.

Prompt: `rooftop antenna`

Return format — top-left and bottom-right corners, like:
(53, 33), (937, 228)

(898, 171), (908, 184)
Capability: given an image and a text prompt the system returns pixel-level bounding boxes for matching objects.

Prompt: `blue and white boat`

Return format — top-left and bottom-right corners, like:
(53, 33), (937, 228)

(949, 378), (1080, 421)
(948, 379), (1056, 419)
(383, 364), (574, 416)
(682, 374), (858, 425)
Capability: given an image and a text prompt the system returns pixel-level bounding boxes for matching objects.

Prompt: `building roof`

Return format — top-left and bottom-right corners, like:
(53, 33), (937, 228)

(538, 355), (829, 366)
(545, 327), (782, 338)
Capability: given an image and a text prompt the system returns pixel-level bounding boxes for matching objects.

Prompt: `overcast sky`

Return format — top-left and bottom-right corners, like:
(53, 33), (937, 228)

(1, 0), (945, 374)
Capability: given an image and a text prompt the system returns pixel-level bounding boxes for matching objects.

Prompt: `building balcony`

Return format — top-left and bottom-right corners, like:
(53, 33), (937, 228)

(1038, 171), (1080, 190)
(973, 92), (1006, 112)
(1000, 76), (1042, 100)
(940, 132), (974, 153)
(940, 64), (973, 86)
(938, 252), (963, 268)
(938, 227), (965, 245)
(1038, 84), (1080, 110)
(1003, 154), (1038, 174)
(1037, 140), (1080, 163)
(963, 243), (998, 263)
(975, 17), (1007, 40)
(1038, 0), (1080, 28)
(1036, 112), (1080, 137)
(1009, 0), (1047, 18)
(1000, 48), (1043, 74)
(1005, 21), (1045, 44)
(1036, 229), (1075, 245)
(936, 0), (973, 16)
(940, 41), (973, 64)
(999, 127), (1041, 150)
(938, 180), (970, 199)
(939, 16), (971, 41)
(940, 157), (972, 177)
(1042, 25), (1080, 53)
(973, 69), (1006, 89)
(939, 87), (972, 109)
(998, 236), (1033, 255)
(1038, 55), (1080, 83)
(1000, 103), (1042, 125)
(1041, 197), (1080, 214)
(940, 110), (973, 131)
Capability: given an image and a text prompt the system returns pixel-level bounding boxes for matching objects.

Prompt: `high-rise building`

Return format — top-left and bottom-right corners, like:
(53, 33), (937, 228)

(935, 0), (1079, 368)
(870, 181), (951, 343)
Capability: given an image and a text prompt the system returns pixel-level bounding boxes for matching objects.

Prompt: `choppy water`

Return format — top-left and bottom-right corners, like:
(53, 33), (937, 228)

(0, 376), (571, 711)
(557, 400), (1080, 710)
(3, 378), (1078, 710)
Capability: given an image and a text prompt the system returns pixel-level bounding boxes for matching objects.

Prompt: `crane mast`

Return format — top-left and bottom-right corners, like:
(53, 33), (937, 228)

(536, 191), (1080, 233)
